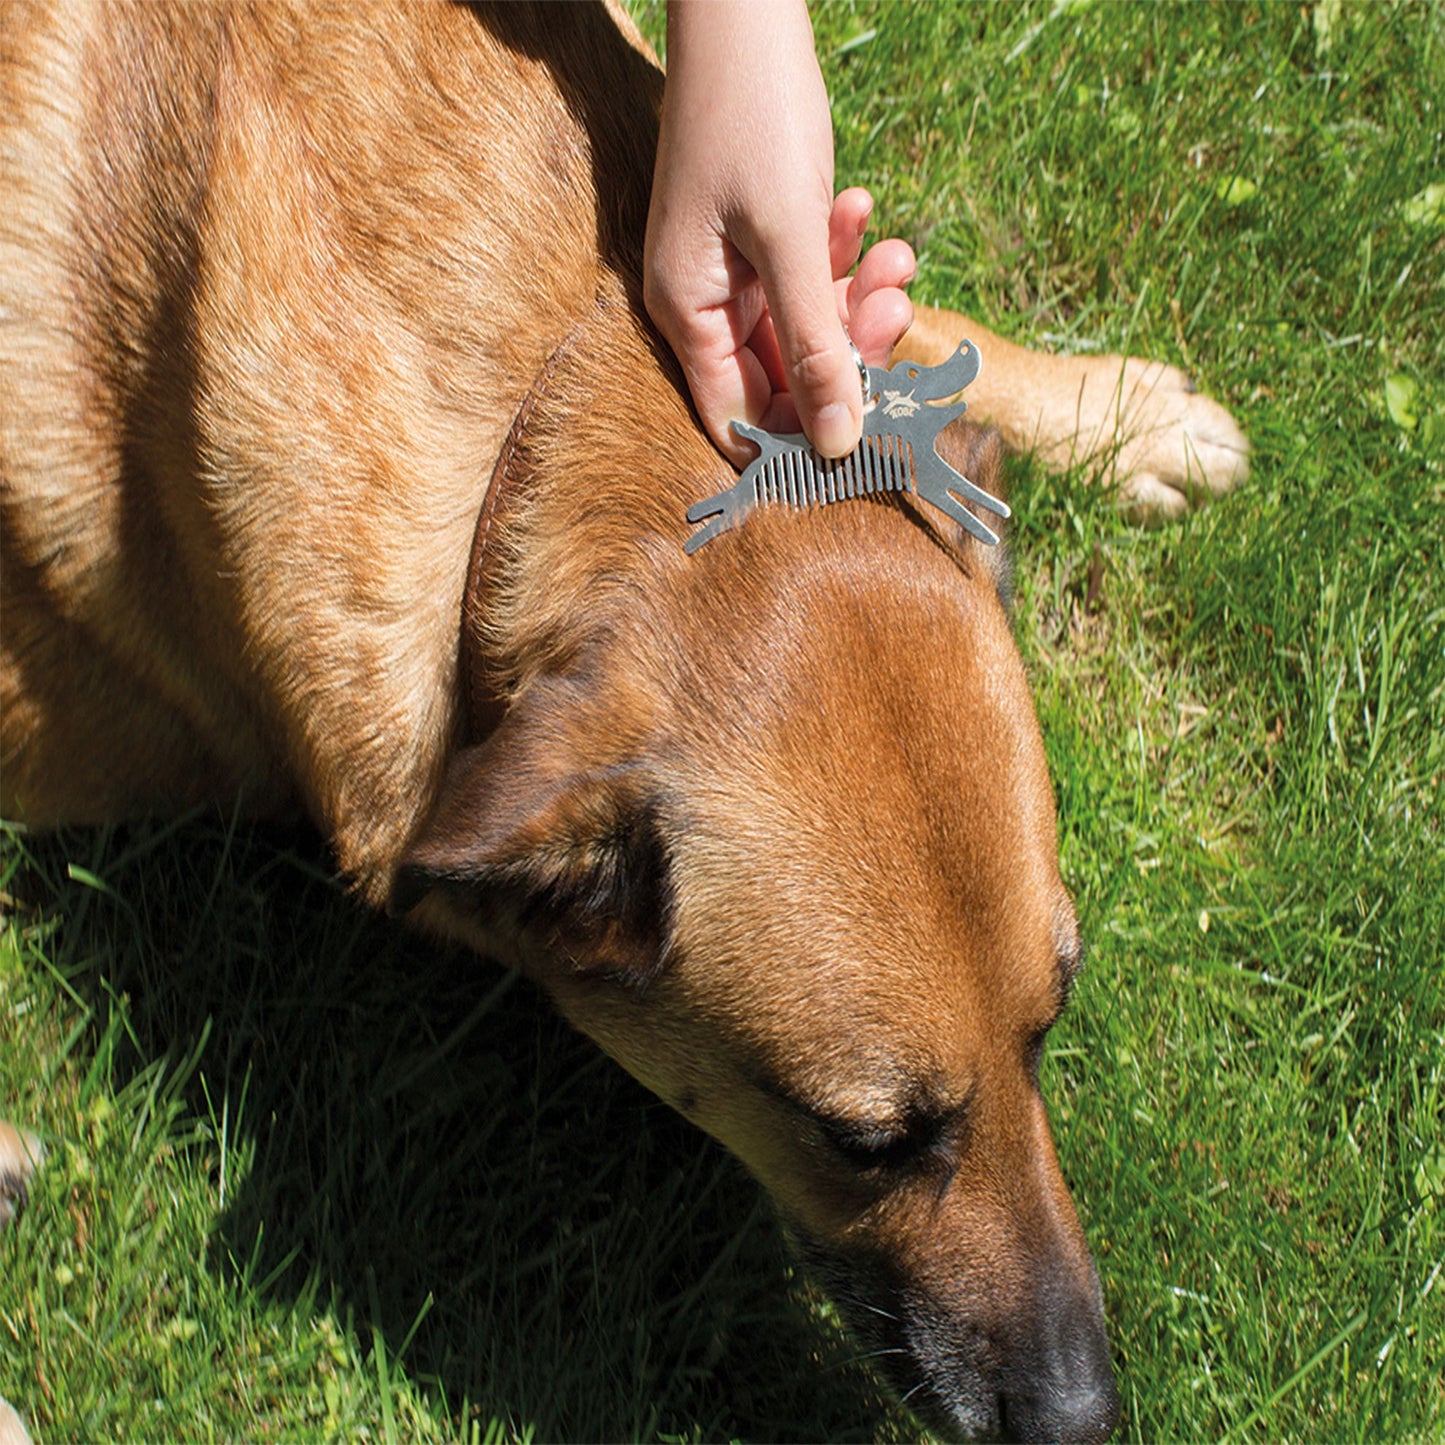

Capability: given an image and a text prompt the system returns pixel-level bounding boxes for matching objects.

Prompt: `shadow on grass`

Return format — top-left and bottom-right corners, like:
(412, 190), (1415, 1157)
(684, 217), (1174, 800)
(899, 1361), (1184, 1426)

(13, 816), (899, 1444)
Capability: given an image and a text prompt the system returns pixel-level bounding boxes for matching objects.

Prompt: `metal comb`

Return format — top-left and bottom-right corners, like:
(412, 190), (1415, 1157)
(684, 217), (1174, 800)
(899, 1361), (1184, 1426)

(685, 341), (1008, 554)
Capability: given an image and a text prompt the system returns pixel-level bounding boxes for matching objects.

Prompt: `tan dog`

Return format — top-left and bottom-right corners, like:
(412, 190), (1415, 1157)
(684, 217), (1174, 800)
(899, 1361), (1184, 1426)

(0, 3), (1248, 1438)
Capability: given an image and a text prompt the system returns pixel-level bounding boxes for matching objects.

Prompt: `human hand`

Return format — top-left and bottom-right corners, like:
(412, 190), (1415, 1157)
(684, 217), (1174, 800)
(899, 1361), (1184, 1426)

(644, 0), (915, 466)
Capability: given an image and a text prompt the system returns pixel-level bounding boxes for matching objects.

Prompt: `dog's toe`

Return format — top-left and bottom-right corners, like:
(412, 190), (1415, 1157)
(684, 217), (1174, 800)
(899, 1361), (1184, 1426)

(1117, 470), (1191, 523)
(0, 1123), (43, 1230)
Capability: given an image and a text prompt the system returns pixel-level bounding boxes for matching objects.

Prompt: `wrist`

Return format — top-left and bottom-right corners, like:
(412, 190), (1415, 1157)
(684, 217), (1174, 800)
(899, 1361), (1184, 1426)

(665, 0), (819, 89)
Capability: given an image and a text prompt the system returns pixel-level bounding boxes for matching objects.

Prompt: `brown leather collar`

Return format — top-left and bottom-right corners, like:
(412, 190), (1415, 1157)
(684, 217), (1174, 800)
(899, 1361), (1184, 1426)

(461, 330), (578, 743)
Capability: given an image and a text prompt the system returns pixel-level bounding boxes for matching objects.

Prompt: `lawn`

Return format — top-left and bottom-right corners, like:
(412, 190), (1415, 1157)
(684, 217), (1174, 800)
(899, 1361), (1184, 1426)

(2, 1), (1443, 1441)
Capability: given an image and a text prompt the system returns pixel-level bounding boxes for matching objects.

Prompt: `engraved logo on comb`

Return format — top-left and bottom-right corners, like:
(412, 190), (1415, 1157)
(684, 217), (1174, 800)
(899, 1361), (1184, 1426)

(881, 389), (922, 419)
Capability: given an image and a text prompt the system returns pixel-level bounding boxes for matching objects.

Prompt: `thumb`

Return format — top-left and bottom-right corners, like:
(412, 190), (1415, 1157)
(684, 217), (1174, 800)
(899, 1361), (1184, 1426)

(753, 228), (862, 458)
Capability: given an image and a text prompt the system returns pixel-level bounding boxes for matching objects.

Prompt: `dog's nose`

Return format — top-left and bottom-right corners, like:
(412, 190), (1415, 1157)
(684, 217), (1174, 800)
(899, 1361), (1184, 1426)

(997, 1279), (1120, 1444)
(999, 1373), (1119, 1444)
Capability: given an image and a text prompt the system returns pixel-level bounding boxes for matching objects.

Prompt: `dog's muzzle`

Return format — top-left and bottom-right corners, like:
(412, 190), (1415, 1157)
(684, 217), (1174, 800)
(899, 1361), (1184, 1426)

(802, 1239), (1120, 1444)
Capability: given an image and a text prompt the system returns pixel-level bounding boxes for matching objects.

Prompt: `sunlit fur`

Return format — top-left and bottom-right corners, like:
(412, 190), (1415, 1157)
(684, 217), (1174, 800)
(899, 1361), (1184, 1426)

(2, 4), (1124, 1437)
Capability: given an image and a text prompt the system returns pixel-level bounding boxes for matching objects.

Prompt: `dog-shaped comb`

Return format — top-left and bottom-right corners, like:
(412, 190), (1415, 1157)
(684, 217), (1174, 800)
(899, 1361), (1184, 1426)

(685, 342), (1008, 554)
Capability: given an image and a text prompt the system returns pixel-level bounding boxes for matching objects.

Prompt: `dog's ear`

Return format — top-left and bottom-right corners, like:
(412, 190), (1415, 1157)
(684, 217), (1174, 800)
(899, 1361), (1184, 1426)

(391, 682), (671, 984)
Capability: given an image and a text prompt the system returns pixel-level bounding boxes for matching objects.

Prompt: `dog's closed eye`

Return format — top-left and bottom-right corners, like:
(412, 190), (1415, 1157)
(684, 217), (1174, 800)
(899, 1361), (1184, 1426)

(810, 1094), (972, 1195)
(817, 1116), (925, 1171)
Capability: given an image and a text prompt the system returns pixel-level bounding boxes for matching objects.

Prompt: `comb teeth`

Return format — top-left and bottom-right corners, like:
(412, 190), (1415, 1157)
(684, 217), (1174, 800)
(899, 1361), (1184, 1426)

(753, 436), (915, 508)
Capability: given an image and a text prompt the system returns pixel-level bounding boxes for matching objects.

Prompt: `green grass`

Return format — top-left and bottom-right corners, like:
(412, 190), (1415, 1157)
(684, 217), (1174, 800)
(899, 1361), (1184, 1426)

(3, 1), (1443, 1440)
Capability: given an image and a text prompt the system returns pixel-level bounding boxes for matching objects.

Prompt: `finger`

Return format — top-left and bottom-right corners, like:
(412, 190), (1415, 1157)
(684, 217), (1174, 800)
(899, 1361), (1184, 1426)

(757, 390), (803, 438)
(753, 229), (862, 458)
(850, 237), (916, 304)
(841, 239), (916, 365)
(827, 186), (873, 279)
(686, 342), (777, 466)
(644, 234), (777, 464)
(744, 310), (788, 396)
(845, 283), (914, 367)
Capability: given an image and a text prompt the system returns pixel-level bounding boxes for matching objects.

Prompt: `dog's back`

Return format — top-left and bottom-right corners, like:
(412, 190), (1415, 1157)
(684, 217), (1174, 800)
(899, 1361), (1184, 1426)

(1, 1), (658, 889)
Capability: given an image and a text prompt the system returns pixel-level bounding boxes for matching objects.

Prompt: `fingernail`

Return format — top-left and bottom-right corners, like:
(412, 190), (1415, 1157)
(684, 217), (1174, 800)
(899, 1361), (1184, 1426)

(813, 402), (859, 459)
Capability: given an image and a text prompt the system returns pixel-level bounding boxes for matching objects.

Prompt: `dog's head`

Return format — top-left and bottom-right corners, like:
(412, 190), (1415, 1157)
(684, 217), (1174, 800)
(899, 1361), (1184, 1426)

(395, 423), (1117, 1442)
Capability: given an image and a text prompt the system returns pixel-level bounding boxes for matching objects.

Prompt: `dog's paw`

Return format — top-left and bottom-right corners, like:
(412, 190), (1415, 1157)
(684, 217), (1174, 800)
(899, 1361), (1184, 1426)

(0, 1122), (43, 1230)
(0, 1396), (35, 1445)
(1035, 355), (1250, 520)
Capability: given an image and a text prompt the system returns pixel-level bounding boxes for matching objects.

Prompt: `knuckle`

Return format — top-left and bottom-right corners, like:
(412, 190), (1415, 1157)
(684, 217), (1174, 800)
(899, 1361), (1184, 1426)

(784, 339), (847, 403)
